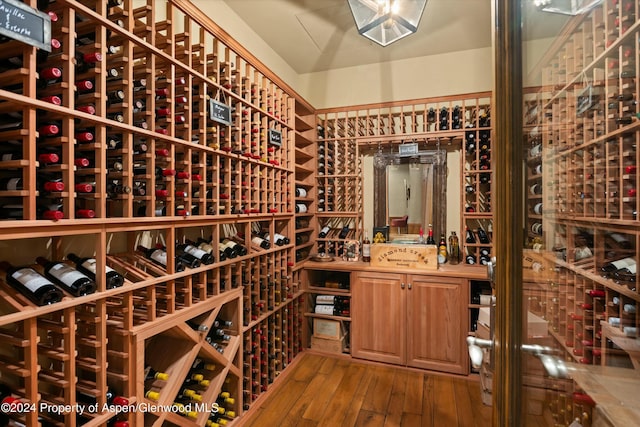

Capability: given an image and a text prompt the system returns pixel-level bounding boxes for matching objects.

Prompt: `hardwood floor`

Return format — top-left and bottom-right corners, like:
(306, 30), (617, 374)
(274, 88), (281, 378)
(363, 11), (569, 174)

(239, 353), (493, 427)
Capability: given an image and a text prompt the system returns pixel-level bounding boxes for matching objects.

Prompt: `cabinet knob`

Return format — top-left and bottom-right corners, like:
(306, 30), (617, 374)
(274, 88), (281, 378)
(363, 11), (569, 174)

(408, 283), (412, 290)
(400, 282), (405, 289)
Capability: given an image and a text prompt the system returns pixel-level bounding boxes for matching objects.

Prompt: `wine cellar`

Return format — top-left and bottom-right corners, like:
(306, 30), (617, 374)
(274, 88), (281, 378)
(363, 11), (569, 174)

(0, 0), (639, 426)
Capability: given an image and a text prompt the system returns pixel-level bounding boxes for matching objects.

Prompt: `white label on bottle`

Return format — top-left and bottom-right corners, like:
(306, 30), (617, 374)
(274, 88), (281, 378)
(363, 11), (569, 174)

(320, 226), (330, 235)
(610, 233), (630, 246)
(6, 178), (21, 191)
(12, 268), (54, 292)
(296, 204), (307, 213)
(184, 245), (207, 259)
(315, 295), (335, 304)
(611, 257), (635, 270)
(48, 263), (87, 287)
(624, 263), (636, 274)
(362, 243), (371, 257)
(81, 258), (116, 274)
(252, 237), (264, 246)
(314, 304), (334, 315)
(274, 233), (286, 242)
(150, 249), (167, 266)
(198, 242), (213, 253)
(296, 188), (307, 197)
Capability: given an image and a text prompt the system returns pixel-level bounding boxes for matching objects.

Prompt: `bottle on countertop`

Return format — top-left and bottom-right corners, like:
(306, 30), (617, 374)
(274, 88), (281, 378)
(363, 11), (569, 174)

(448, 232), (460, 265)
(362, 231), (371, 262)
(437, 234), (448, 264)
(426, 224), (436, 245)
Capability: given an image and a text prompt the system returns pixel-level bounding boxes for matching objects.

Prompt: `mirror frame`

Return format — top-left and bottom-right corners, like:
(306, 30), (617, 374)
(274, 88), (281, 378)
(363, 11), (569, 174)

(373, 149), (447, 241)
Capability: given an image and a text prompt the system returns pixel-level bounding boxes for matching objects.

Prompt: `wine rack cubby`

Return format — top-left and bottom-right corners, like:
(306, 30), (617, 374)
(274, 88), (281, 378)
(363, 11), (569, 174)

(0, 0), (309, 425)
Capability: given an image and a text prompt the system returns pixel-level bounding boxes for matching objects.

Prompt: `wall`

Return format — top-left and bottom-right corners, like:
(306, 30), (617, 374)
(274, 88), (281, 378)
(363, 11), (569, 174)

(298, 47), (494, 109)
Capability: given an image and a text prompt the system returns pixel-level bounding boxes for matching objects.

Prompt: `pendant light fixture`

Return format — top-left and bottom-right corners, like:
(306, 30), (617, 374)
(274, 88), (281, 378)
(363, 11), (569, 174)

(347, 0), (428, 47)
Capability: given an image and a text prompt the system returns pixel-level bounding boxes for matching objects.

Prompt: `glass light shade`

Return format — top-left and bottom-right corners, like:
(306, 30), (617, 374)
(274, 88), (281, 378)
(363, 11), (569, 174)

(348, 0), (428, 47)
(533, 0), (603, 15)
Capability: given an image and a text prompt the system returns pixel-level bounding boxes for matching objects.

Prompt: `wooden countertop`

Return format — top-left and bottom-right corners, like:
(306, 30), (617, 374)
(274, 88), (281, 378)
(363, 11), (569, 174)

(303, 259), (489, 280)
(567, 363), (640, 427)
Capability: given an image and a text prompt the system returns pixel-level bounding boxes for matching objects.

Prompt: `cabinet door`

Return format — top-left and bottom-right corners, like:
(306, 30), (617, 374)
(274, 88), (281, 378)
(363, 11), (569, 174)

(406, 275), (467, 374)
(351, 271), (405, 365)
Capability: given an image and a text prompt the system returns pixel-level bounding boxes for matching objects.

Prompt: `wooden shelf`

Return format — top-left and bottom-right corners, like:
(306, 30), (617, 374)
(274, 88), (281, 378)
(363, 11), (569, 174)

(0, 0), (311, 424)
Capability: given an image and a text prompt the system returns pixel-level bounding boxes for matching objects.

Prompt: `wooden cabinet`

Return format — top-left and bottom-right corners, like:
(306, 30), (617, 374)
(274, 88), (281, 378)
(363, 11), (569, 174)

(352, 271), (468, 374)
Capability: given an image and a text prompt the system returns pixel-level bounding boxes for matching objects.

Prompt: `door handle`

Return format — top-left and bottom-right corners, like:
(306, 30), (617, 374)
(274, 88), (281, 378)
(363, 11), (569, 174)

(466, 337), (569, 379)
(487, 256), (496, 288)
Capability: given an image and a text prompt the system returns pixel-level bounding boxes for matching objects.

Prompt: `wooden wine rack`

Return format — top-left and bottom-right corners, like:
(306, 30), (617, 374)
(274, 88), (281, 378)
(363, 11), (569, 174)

(0, 0), (310, 425)
(313, 113), (363, 258)
(293, 99), (316, 264)
(315, 93), (493, 262)
(460, 96), (493, 265)
(531, 0), (640, 373)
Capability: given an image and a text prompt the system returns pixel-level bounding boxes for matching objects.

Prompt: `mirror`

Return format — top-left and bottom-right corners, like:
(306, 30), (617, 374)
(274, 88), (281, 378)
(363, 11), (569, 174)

(373, 149), (447, 241)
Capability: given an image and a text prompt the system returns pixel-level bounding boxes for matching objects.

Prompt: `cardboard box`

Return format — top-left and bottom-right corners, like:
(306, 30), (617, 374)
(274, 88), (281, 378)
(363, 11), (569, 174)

(313, 318), (342, 340)
(370, 243), (437, 270)
(311, 336), (345, 354)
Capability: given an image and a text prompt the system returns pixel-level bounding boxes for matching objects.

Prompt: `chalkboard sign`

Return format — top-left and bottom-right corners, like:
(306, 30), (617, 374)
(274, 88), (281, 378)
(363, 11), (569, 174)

(0, 0), (51, 51)
(208, 99), (231, 126)
(268, 128), (282, 147)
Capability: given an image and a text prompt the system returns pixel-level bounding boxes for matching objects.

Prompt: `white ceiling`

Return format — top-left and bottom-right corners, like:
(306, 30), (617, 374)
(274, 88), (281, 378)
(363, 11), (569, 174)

(212, 0), (569, 74)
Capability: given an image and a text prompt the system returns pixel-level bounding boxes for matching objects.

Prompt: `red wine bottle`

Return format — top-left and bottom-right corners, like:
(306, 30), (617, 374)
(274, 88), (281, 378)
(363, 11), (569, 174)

(35, 256), (96, 296)
(0, 261), (63, 305)
(75, 51), (102, 72)
(66, 253), (124, 289)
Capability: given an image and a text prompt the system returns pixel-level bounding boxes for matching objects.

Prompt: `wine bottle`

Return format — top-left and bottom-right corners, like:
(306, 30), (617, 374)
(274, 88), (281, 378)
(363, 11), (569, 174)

(191, 358), (216, 371)
(144, 366), (169, 381)
(437, 234), (448, 264)
(362, 231), (371, 262)
(448, 232), (460, 265)
(219, 239), (238, 259)
(338, 225), (350, 239)
(295, 187), (307, 197)
(178, 241), (214, 265)
(533, 203), (543, 215)
(318, 225), (331, 238)
(0, 261), (63, 305)
(426, 224), (436, 245)
(601, 257), (635, 277)
(314, 304), (350, 316)
(136, 245), (183, 271)
(477, 228), (491, 244)
(75, 50), (102, 73)
(0, 177), (22, 190)
(613, 260), (636, 284)
(251, 234), (270, 250)
(296, 234), (310, 245)
(465, 227), (476, 244)
(466, 254), (477, 265)
(35, 256), (96, 296)
(295, 203), (307, 213)
(66, 253), (124, 289)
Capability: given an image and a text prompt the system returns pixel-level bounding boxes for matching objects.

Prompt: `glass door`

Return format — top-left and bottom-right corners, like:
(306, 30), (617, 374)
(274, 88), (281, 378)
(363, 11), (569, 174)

(490, 0), (640, 426)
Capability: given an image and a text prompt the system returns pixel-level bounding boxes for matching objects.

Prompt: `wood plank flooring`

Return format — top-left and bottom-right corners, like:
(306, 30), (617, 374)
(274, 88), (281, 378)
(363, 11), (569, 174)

(240, 353), (493, 427)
